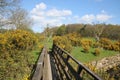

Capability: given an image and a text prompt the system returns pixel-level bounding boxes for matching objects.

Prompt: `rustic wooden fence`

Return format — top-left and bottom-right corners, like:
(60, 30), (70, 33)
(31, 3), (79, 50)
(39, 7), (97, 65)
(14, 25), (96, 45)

(51, 44), (102, 80)
(32, 44), (102, 80)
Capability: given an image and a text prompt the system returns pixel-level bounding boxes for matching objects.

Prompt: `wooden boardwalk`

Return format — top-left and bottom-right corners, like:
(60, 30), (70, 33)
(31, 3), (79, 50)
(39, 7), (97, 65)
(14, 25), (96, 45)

(31, 44), (102, 80)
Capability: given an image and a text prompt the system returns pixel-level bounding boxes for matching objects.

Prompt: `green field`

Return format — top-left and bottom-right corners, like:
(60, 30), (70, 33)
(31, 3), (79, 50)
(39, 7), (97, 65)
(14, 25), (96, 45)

(71, 46), (119, 63)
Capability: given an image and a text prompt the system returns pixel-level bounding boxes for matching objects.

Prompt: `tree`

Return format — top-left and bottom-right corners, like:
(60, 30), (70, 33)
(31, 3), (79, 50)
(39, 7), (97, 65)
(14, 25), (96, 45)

(8, 8), (33, 30)
(0, 0), (20, 15)
(93, 23), (105, 42)
(0, 0), (33, 31)
(56, 24), (66, 36)
(0, 0), (19, 28)
(79, 24), (87, 33)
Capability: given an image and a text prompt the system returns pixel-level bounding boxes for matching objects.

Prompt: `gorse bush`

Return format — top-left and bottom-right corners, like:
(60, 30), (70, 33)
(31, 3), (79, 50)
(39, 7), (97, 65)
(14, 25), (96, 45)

(80, 39), (93, 53)
(0, 30), (38, 52)
(99, 38), (120, 51)
(7, 30), (38, 50)
(66, 32), (81, 46)
(82, 45), (90, 53)
(99, 38), (112, 50)
(80, 39), (93, 47)
(94, 48), (101, 56)
(0, 29), (38, 80)
(53, 36), (72, 53)
(112, 41), (120, 51)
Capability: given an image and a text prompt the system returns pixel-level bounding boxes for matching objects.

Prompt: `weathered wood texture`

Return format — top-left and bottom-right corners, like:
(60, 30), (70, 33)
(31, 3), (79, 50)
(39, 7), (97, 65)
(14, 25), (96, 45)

(52, 44), (102, 80)
(32, 46), (52, 80)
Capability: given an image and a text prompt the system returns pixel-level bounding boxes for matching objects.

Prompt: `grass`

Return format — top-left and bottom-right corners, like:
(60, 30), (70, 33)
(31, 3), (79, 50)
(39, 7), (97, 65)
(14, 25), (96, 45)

(30, 49), (41, 62)
(71, 46), (119, 63)
(31, 38), (53, 63)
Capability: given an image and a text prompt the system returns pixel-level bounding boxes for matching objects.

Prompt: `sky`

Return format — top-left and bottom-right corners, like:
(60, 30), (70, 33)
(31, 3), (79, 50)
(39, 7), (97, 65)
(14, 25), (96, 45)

(21, 0), (120, 32)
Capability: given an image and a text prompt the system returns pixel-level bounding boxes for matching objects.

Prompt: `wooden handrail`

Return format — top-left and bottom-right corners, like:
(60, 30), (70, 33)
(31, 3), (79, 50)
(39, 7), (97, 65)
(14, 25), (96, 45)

(52, 44), (102, 80)
(32, 46), (52, 80)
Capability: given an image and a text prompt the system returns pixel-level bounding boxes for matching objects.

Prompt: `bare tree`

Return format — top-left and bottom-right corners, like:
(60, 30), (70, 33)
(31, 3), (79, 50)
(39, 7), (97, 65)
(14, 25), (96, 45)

(93, 23), (105, 42)
(0, 0), (20, 14)
(0, 0), (33, 31)
(8, 8), (33, 30)
(0, 0), (20, 28)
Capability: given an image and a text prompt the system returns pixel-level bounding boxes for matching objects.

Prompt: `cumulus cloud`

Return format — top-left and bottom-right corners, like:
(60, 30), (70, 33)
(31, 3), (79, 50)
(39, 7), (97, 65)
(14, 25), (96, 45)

(78, 10), (113, 24)
(80, 14), (95, 23)
(30, 2), (72, 30)
(96, 14), (112, 21)
(46, 9), (72, 17)
(36, 2), (46, 10)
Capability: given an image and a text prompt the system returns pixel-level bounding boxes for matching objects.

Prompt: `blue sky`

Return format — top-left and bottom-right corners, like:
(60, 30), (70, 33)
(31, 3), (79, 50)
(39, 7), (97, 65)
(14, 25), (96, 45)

(21, 0), (120, 32)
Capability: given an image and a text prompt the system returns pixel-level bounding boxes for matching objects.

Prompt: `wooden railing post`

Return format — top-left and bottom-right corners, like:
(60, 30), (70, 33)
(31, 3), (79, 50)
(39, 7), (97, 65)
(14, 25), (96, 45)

(66, 55), (70, 61)
(77, 65), (83, 77)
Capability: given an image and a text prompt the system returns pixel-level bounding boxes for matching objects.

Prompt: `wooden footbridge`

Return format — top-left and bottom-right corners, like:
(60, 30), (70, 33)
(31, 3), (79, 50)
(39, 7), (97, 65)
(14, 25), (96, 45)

(31, 44), (102, 80)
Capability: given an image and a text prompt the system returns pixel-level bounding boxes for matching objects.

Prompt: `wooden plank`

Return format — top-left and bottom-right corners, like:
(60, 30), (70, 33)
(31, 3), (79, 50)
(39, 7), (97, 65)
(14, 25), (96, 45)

(32, 48), (45, 80)
(43, 49), (52, 80)
(32, 47), (52, 80)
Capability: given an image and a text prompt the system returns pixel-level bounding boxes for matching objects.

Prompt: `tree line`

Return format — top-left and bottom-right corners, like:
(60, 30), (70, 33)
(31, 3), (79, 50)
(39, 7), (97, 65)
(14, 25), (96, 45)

(44, 23), (120, 40)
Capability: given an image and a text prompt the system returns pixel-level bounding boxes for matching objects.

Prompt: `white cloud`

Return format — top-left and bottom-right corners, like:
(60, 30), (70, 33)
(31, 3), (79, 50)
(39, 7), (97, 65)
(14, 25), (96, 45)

(46, 8), (72, 17)
(78, 10), (113, 24)
(30, 2), (72, 31)
(96, 14), (112, 21)
(80, 14), (95, 23)
(36, 2), (46, 10)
